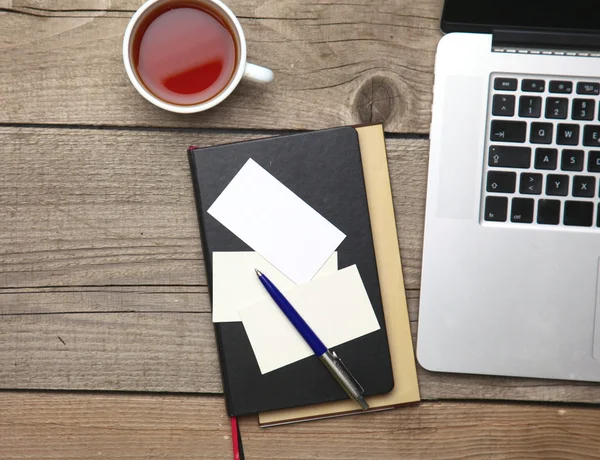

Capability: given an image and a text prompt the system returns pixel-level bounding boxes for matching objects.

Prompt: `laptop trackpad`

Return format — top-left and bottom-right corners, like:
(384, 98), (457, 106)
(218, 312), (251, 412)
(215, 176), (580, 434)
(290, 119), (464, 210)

(594, 258), (600, 359)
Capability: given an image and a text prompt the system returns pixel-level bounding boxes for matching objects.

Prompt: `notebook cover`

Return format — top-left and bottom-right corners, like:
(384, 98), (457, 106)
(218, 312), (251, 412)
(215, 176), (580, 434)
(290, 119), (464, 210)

(188, 127), (393, 416)
(258, 125), (420, 426)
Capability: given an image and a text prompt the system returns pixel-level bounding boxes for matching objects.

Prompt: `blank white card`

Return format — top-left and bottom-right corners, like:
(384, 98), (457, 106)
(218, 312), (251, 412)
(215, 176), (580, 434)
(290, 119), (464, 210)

(207, 159), (346, 285)
(238, 265), (380, 374)
(211, 251), (338, 322)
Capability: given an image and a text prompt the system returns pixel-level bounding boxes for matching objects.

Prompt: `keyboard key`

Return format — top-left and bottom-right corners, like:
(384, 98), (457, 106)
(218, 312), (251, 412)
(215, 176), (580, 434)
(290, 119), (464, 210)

(557, 124), (580, 145)
(492, 94), (515, 116)
(577, 82), (600, 95)
(546, 174), (569, 196)
(545, 97), (568, 119)
(489, 145), (531, 168)
(530, 122), (553, 144)
(520, 173), (543, 195)
(561, 149), (584, 171)
(494, 77), (517, 91)
(573, 176), (596, 198)
(519, 96), (542, 118)
(564, 201), (594, 227)
(487, 171), (516, 193)
(534, 148), (558, 170)
(490, 120), (527, 143)
(572, 99), (595, 120)
(484, 196), (508, 222)
(588, 151), (600, 172)
(537, 199), (561, 225)
(522, 79), (545, 92)
(583, 125), (600, 147)
(511, 198), (534, 223)
(549, 80), (573, 94)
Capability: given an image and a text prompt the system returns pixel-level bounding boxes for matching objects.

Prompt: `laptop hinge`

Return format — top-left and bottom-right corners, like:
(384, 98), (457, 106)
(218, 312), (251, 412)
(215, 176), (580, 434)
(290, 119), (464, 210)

(493, 29), (600, 55)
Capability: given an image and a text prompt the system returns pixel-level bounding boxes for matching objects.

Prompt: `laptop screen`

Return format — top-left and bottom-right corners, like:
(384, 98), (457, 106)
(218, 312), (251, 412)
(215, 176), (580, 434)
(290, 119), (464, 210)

(442, 0), (600, 34)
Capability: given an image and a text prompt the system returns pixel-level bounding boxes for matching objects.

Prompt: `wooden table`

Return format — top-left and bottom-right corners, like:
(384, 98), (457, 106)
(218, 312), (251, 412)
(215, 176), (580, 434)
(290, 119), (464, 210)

(1, 1), (600, 458)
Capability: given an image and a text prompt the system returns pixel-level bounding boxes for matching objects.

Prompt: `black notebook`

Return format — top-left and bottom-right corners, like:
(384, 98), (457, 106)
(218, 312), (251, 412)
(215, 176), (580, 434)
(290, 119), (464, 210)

(188, 127), (393, 416)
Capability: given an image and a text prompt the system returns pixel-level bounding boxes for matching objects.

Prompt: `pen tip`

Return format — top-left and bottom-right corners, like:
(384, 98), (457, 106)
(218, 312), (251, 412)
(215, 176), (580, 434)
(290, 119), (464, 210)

(357, 396), (369, 410)
(254, 268), (263, 277)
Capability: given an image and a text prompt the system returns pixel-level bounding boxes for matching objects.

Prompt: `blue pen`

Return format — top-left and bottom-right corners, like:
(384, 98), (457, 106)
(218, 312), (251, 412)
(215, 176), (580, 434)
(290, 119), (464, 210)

(255, 269), (369, 410)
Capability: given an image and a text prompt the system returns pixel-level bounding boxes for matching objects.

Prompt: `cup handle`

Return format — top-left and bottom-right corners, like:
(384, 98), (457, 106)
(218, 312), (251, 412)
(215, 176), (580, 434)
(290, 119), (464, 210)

(244, 62), (274, 83)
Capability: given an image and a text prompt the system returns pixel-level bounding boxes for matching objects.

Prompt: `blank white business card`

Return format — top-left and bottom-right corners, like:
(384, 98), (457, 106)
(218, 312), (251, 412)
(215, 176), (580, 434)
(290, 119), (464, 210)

(211, 251), (338, 322)
(207, 159), (346, 285)
(238, 265), (380, 374)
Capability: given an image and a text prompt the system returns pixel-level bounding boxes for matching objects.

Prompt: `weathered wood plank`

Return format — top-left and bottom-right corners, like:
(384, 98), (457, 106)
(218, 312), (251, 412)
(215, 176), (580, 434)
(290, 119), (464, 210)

(0, 392), (233, 460)
(0, 312), (222, 393)
(1, 308), (600, 403)
(0, 1), (135, 17)
(2, 126), (600, 402)
(0, 0), (442, 132)
(2, 0), (136, 12)
(0, 128), (257, 288)
(0, 128), (426, 290)
(2, 391), (599, 460)
(0, 286), (210, 314)
(241, 400), (600, 460)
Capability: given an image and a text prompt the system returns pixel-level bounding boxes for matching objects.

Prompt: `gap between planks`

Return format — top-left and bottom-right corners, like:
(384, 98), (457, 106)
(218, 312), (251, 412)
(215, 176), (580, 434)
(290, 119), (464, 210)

(0, 122), (430, 140)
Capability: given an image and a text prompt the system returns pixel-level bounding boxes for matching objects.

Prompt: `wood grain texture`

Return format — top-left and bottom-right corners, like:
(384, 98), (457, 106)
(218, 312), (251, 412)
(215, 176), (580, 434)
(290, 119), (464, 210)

(240, 401), (600, 460)
(0, 286), (210, 314)
(2, 392), (600, 460)
(2, 126), (600, 402)
(0, 128), (259, 288)
(0, 392), (233, 459)
(1, 301), (599, 403)
(0, 0), (441, 132)
(0, 127), (425, 289)
(0, 127), (423, 394)
(0, 312), (222, 393)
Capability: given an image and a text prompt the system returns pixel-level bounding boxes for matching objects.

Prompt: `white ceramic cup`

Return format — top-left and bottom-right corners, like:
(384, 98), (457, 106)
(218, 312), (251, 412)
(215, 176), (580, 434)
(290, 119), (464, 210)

(123, 0), (273, 114)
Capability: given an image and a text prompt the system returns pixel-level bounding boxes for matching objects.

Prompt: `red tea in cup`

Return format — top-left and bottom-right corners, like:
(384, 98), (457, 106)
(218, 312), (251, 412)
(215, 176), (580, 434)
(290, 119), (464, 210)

(124, 0), (273, 113)
(131, 2), (237, 106)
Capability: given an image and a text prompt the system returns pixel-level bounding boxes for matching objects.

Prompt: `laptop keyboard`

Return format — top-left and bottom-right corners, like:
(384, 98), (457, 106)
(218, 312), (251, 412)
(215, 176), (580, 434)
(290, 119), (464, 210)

(483, 73), (600, 228)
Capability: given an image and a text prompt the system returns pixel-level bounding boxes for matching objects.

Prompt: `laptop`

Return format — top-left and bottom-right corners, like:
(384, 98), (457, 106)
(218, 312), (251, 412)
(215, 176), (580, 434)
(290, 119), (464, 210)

(418, 0), (600, 382)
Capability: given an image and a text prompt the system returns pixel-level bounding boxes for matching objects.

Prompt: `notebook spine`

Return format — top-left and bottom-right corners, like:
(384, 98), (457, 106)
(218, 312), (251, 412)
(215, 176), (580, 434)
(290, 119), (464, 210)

(187, 147), (236, 416)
